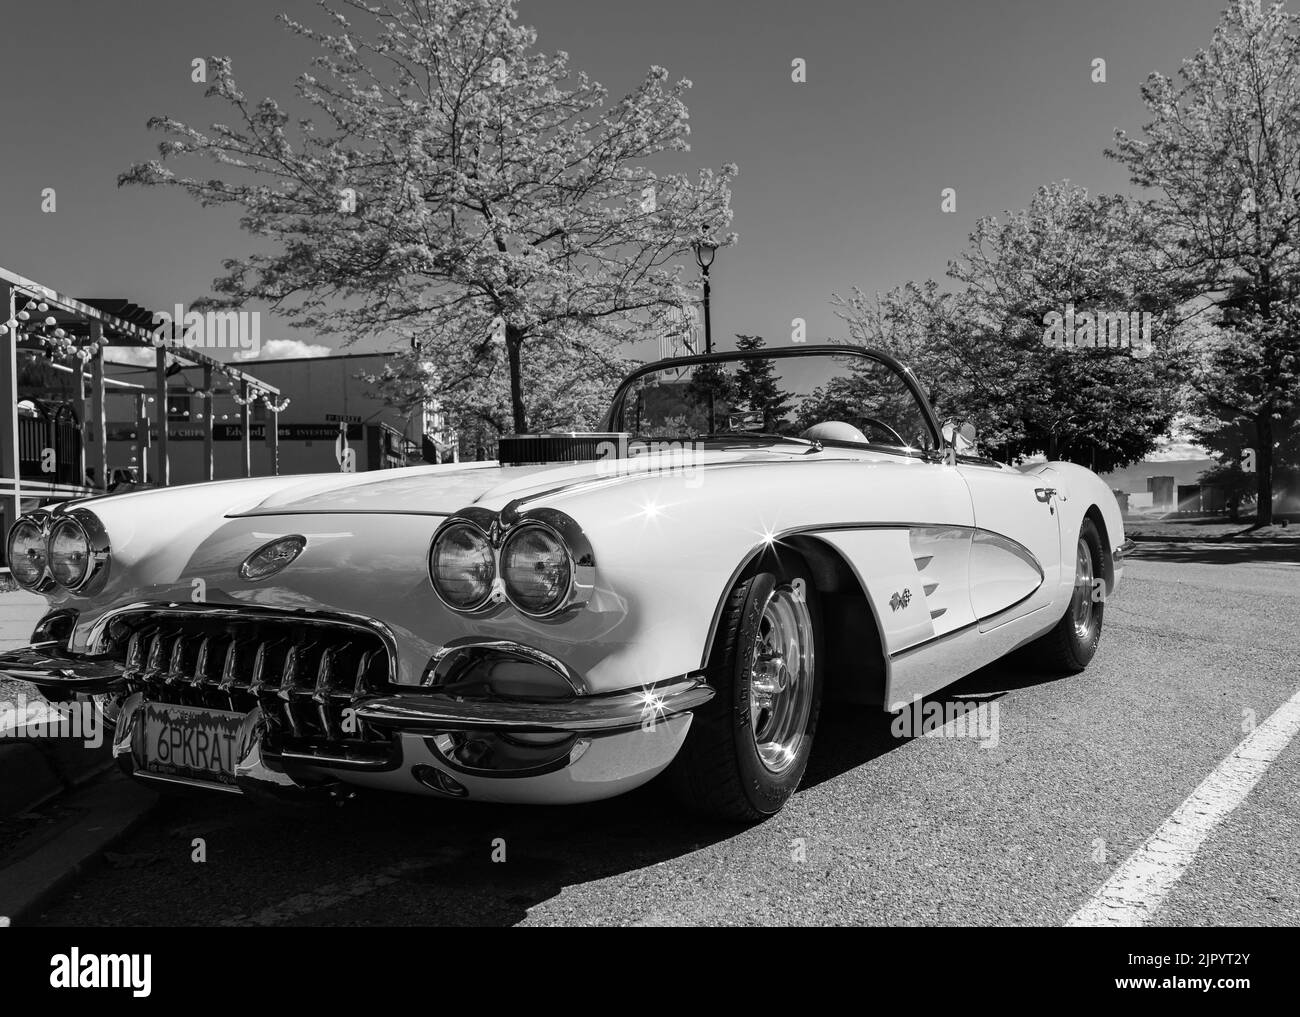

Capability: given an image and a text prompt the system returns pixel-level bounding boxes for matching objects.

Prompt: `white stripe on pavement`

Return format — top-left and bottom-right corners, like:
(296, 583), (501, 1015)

(1067, 687), (1300, 927)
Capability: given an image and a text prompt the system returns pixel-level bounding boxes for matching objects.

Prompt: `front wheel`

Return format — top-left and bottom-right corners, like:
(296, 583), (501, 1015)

(1029, 517), (1105, 673)
(667, 554), (824, 821)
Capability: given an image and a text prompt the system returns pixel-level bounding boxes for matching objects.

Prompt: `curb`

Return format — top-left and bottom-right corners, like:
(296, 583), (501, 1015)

(1128, 534), (1300, 545)
(0, 771), (158, 925)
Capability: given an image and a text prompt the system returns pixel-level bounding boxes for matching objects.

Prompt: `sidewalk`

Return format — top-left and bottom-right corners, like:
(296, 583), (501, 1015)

(0, 588), (46, 652)
(1124, 519), (1300, 543)
(0, 592), (114, 818)
(0, 593), (159, 925)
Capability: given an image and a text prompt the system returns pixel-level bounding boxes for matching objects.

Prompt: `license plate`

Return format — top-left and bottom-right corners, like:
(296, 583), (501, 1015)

(140, 704), (243, 787)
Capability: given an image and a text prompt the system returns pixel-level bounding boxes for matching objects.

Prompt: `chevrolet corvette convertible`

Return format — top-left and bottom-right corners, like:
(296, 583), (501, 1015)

(1, 345), (1131, 820)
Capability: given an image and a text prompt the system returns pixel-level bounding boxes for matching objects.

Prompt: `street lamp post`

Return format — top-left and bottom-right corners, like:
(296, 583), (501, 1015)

(693, 239), (717, 355)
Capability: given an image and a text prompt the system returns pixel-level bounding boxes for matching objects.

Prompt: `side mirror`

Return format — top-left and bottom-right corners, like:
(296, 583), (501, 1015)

(941, 418), (978, 453)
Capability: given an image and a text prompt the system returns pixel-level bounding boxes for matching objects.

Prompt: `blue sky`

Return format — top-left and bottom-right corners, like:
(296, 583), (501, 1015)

(0, 0), (1231, 362)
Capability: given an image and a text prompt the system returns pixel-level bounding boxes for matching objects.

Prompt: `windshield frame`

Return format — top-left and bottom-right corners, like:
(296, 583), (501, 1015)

(602, 343), (943, 454)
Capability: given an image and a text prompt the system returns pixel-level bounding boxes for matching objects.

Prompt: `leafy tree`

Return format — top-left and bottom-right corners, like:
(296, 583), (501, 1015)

(732, 335), (794, 429)
(839, 185), (1185, 471)
(684, 360), (737, 433)
(948, 184), (1187, 471)
(791, 355), (932, 447)
(121, 0), (735, 436)
(1199, 460), (1257, 521)
(832, 281), (978, 436)
(1108, 0), (1300, 522)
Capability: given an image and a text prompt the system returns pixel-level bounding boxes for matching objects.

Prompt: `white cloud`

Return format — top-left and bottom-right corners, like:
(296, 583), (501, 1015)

(1146, 440), (1213, 463)
(104, 346), (160, 367)
(235, 339), (333, 360)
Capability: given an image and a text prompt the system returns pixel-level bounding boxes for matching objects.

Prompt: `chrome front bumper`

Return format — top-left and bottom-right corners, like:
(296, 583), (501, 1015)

(0, 641), (125, 689)
(356, 677), (712, 735)
(0, 642), (714, 800)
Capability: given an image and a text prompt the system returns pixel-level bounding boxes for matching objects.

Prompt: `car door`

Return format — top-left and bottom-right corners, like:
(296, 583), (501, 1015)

(957, 460), (1062, 630)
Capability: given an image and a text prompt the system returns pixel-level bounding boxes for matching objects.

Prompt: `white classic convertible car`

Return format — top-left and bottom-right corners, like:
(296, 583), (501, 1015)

(2, 345), (1130, 820)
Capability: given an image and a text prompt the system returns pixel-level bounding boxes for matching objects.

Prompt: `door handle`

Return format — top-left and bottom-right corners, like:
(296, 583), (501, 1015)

(1035, 487), (1057, 503)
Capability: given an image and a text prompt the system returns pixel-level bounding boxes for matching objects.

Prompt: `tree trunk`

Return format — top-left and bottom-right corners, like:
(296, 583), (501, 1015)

(1254, 413), (1274, 526)
(505, 325), (528, 434)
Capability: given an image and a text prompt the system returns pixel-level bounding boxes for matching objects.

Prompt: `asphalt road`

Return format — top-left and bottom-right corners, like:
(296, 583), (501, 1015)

(23, 543), (1300, 926)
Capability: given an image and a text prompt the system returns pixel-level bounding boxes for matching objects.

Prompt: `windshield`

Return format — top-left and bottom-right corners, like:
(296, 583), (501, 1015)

(607, 347), (938, 453)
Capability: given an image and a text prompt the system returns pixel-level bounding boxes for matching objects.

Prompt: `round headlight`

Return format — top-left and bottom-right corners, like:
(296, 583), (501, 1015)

(429, 522), (495, 610)
(501, 525), (572, 616)
(48, 517), (92, 588)
(6, 518), (48, 589)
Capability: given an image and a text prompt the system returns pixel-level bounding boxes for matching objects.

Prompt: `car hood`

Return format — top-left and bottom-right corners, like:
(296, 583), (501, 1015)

(231, 446), (835, 517)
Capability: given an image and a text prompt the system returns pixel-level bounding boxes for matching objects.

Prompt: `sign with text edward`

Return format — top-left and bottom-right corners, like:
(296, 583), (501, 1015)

(110, 423), (364, 442)
(105, 419), (402, 484)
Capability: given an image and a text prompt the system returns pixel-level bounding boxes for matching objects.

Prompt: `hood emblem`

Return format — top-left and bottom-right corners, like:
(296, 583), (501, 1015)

(239, 535), (307, 581)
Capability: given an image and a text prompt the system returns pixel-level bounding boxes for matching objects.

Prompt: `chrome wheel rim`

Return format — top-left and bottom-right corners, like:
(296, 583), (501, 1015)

(1071, 537), (1096, 642)
(748, 584), (815, 774)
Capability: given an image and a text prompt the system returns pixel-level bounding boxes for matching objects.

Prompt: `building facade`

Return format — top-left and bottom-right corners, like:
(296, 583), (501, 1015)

(1, 267), (281, 579)
(103, 351), (452, 484)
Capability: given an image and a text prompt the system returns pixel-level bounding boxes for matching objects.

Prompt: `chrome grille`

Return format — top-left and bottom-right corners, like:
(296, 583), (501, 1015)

(102, 610), (392, 746)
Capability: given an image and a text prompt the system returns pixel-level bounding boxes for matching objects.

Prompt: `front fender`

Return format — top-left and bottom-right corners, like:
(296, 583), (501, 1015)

(1039, 461), (1127, 591)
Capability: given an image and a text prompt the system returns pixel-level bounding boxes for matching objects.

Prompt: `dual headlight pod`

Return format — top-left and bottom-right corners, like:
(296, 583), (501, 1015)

(428, 509), (591, 618)
(5, 509), (109, 593)
(429, 522), (496, 610)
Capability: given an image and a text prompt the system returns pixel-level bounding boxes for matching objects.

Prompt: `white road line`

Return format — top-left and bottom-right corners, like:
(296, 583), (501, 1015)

(1067, 687), (1300, 927)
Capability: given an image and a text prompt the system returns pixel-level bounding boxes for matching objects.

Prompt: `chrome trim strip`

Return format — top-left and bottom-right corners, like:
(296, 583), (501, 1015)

(423, 637), (590, 695)
(972, 528), (1045, 582)
(233, 509), (459, 518)
(111, 692), (144, 762)
(276, 744), (399, 772)
(425, 732), (590, 780)
(888, 620), (979, 660)
(357, 675), (713, 735)
(888, 588), (1047, 661)
(83, 603), (400, 685)
(129, 771), (244, 796)
(0, 643), (126, 687)
(5, 605), (400, 692)
(699, 520), (1046, 669)
(234, 706), (310, 795)
(32, 610), (78, 644)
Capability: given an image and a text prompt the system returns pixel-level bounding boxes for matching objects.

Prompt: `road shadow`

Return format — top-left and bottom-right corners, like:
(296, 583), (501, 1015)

(30, 657), (1083, 928)
(801, 650), (1065, 793)
(1128, 542), (1300, 566)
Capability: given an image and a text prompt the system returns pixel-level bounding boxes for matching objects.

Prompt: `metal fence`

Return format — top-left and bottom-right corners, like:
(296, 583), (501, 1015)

(17, 400), (82, 487)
